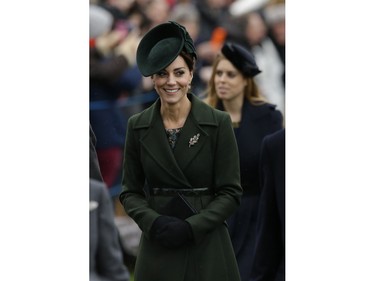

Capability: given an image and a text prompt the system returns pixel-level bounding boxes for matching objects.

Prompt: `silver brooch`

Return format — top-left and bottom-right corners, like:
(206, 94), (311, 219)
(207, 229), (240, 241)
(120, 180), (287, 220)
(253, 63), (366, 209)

(189, 133), (200, 147)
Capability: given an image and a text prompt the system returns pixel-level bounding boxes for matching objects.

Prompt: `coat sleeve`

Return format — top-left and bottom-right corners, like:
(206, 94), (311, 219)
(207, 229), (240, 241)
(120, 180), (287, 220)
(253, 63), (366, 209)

(119, 116), (160, 238)
(272, 108), (284, 131)
(89, 124), (104, 182)
(186, 112), (243, 243)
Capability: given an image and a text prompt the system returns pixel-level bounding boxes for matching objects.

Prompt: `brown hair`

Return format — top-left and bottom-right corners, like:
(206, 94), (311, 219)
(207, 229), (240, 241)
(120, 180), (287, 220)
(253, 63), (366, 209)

(180, 50), (196, 72)
(205, 52), (267, 107)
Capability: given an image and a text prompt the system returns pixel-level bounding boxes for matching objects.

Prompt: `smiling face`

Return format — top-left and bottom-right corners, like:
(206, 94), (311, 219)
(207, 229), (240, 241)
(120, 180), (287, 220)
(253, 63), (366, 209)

(214, 58), (247, 102)
(151, 55), (193, 106)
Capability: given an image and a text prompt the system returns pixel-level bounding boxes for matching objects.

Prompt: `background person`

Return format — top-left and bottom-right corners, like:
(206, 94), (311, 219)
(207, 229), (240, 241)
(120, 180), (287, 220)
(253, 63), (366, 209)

(205, 41), (283, 281)
(90, 126), (131, 281)
(250, 128), (285, 281)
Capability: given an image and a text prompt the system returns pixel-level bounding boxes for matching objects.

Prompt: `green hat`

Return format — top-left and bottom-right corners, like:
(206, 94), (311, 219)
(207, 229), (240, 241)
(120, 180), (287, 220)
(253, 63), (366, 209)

(136, 21), (197, 77)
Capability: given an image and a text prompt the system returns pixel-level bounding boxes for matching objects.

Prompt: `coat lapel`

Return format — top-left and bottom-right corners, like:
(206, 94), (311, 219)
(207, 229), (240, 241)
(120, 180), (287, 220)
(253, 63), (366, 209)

(173, 112), (208, 171)
(137, 94), (218, 188)
(173, 94), (218, 170)
(139, 100), (192, 187)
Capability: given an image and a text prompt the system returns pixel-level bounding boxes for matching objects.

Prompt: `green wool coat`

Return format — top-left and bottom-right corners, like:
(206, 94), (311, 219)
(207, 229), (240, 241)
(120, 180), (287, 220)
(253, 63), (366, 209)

(120, 93), (243, 281)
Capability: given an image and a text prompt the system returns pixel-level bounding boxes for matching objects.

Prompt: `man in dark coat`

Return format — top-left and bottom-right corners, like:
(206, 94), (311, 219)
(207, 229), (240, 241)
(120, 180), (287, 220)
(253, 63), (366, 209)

(250, 128), (285, 281)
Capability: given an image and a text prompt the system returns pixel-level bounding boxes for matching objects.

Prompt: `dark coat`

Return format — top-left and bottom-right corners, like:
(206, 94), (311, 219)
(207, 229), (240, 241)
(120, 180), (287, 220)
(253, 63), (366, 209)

(120, 94), (243, 281)
(250, 128), (285, 281)
(90, 124), (104, 182)
(218, 100), (283, 194)
(218, 100), (283, 280)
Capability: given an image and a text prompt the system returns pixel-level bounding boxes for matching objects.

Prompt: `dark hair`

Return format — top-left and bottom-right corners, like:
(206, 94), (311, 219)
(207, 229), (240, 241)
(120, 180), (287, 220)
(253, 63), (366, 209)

(180, 50), (196, 72)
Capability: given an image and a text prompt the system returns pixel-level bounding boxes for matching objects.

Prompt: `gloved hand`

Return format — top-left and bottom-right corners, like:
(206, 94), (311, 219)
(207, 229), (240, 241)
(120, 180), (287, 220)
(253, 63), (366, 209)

(150, 216), (176, 240)
(150, 216), (193, 248)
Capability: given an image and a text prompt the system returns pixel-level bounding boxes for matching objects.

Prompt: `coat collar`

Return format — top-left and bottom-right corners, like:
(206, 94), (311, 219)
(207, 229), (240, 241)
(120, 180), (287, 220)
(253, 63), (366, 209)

(217, 98), (276, 121)
(133, 93), (218, 187)
(242, 99), (276, 120)
(133, 93), (219, 129)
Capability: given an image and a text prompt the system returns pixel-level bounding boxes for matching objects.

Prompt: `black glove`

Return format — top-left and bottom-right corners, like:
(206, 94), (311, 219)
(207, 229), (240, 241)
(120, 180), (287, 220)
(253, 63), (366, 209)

(150, 216), (176, 240)
(150, 216), (193, 248)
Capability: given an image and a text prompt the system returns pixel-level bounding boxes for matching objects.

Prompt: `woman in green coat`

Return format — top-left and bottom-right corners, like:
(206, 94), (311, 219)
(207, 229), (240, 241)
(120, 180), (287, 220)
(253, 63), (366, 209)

(120, 21), (243, 281)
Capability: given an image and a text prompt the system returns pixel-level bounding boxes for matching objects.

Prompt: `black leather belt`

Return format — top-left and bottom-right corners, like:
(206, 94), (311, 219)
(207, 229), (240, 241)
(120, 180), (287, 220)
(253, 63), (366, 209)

(150, 187), (213, 196)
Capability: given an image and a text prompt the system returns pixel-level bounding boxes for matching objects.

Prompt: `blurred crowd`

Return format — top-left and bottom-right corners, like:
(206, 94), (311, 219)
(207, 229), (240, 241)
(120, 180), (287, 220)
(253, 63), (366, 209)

(89, 0), (285, 277)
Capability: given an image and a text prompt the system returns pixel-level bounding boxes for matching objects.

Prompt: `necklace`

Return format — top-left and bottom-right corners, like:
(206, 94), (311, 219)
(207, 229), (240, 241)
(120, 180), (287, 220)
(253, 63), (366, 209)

(232, 121), (241, 128)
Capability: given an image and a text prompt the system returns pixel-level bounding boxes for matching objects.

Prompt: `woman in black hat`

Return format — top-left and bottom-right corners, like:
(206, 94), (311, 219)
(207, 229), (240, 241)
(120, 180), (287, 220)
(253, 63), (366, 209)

(119, 21), (242, 281)
(205, 42), (284, 281)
